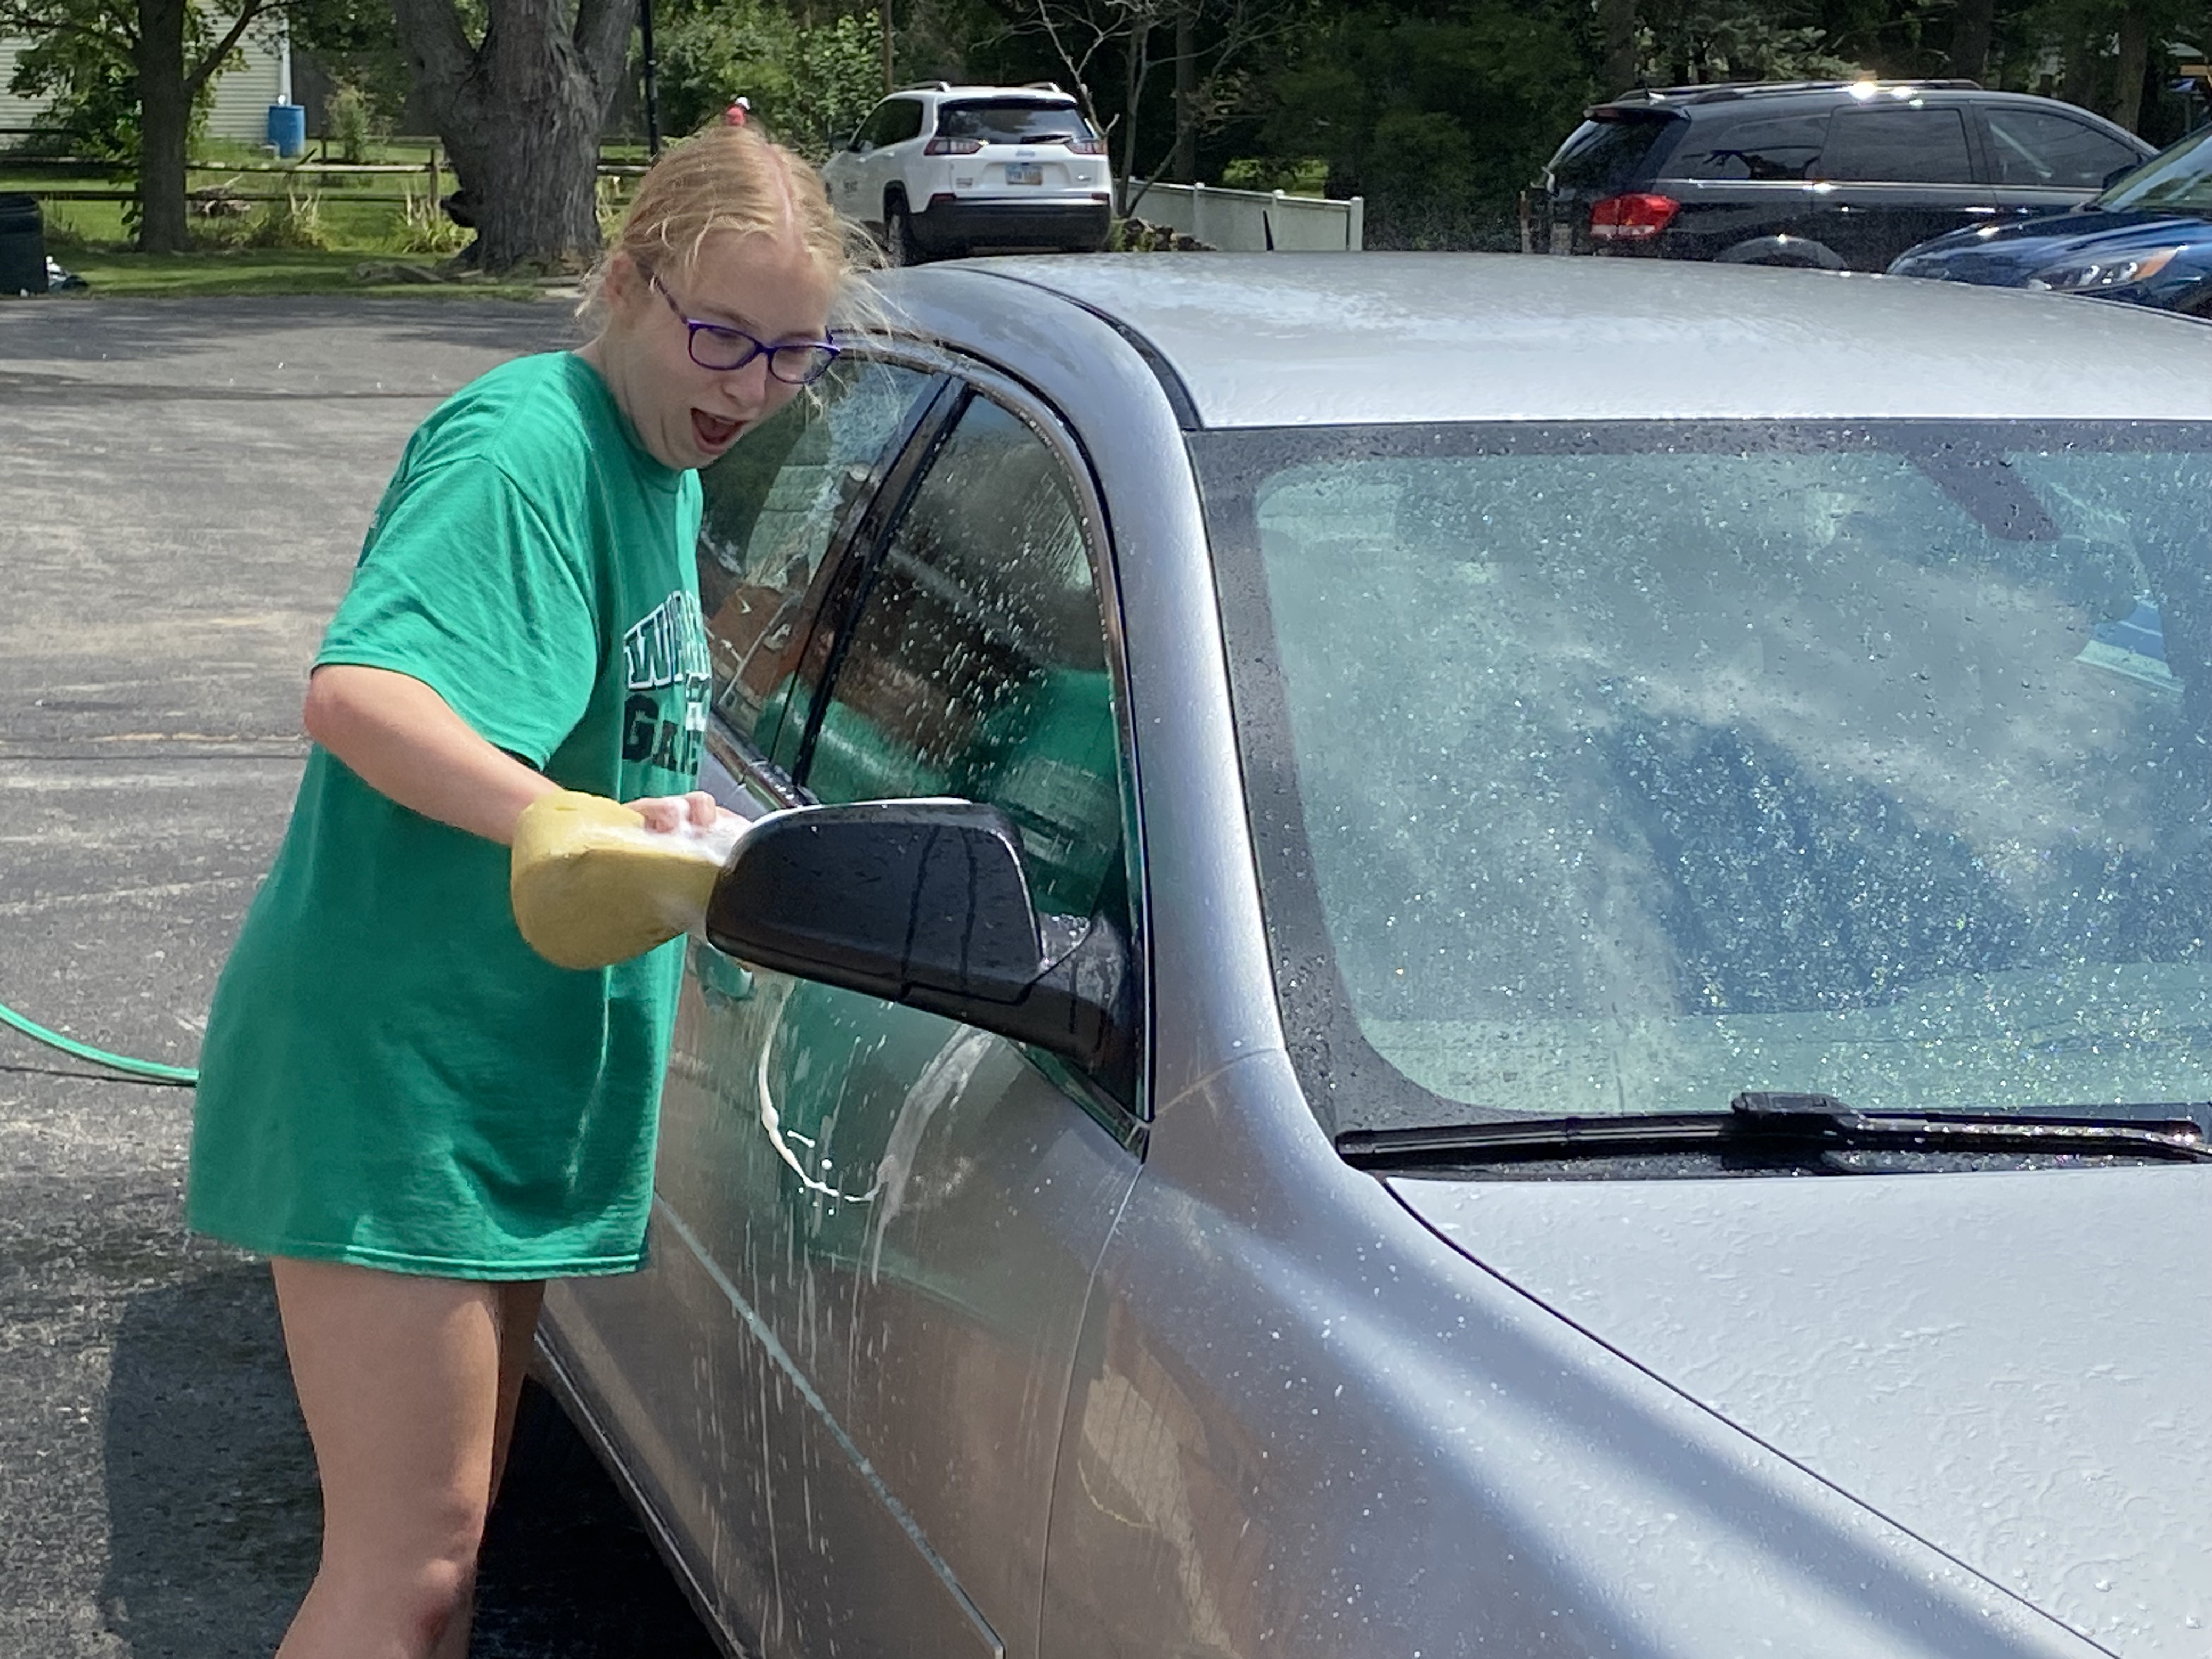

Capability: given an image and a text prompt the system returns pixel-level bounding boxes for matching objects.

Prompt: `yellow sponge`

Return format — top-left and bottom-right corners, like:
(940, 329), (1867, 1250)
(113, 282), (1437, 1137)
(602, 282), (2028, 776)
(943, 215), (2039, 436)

(510, 791), (735, 971)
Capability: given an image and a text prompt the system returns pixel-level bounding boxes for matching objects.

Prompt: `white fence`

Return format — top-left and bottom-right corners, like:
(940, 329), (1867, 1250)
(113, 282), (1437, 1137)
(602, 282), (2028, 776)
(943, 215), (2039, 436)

(1120, 179), (1364, 252)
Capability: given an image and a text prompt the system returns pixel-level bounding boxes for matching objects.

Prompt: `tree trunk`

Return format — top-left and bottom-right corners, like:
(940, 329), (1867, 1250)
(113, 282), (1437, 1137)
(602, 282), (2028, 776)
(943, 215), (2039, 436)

(391, 0), (633, 273)
(1949, 0), (1993, 84)
(1171, 1), (1195, 182)
(134, 0), (190, 253)
(2110, 5), (2152, 133)
(1599, 0), (1636, 94)
(2062, 24), (2100, 111)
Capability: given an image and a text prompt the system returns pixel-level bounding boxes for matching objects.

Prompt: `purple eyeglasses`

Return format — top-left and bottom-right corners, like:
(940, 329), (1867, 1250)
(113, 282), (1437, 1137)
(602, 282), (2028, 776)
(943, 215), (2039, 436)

(649, 271), (840, 385)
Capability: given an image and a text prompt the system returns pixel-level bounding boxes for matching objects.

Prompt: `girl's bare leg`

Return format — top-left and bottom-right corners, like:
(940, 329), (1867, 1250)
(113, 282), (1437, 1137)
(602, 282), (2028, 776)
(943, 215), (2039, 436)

(431, 1279), (546, 1659)
(270, 1259), (544, 1659)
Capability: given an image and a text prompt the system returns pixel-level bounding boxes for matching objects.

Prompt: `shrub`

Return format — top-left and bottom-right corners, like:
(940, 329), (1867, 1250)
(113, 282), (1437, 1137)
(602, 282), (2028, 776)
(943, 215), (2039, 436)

(326, 83), (376, 163)
(242, 189), (332, 250)
(391, 187), (471, 256)
(1221, 156), (1332, 195)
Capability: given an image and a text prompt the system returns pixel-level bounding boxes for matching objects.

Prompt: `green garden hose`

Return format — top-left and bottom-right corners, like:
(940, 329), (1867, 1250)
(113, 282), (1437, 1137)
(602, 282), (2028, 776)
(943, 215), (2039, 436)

(0, 997), (198, 1086)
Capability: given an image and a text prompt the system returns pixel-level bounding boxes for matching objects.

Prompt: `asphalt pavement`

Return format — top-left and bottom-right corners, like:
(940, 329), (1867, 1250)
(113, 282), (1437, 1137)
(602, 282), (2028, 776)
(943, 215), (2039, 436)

(0, 295), (722, 1658)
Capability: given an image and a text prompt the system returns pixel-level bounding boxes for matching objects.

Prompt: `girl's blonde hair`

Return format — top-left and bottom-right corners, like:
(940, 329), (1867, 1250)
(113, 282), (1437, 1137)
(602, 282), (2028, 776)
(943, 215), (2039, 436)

(579, 121), (879, 331)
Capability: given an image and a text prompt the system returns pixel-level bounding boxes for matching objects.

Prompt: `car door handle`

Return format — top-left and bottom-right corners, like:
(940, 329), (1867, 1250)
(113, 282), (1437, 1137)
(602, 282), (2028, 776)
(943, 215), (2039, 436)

(691, 938), (755, 1003)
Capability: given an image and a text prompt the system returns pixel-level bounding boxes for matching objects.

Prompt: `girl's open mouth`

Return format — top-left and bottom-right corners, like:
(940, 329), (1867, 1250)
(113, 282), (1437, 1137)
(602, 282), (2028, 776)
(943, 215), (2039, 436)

(692, 409), (743, 453)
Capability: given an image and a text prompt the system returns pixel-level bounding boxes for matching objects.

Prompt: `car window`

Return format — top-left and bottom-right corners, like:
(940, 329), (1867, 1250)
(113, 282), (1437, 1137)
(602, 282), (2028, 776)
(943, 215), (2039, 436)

(935, 99), (1097, 144)
(1986, 108), (2140, 188)
(1548, 115), (1680, 193)
(883, 98), (926, 145)
(1674, 112), (1827, 180)
(803, 393), (1125, 924)
(1818, 106), (1976, 184)
(853, 101), (898, 149)
(695, 358), (932, 754)
(2095, 125), (2212, 212)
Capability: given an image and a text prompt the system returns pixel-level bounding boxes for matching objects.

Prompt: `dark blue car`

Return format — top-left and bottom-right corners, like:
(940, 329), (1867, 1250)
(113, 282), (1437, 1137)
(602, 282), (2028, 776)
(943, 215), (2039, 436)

(1889, 123), (2212, 315)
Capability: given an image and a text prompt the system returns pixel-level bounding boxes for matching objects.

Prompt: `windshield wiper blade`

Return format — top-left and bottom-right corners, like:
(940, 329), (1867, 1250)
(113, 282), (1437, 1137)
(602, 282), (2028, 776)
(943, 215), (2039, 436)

(1340, 1091), (2212, 1169)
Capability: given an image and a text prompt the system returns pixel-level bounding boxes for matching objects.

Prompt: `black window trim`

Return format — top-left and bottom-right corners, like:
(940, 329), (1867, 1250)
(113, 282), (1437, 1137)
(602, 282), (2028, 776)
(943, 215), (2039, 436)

(701, 359), (955, 794)
(709, 339), (1155, 1143)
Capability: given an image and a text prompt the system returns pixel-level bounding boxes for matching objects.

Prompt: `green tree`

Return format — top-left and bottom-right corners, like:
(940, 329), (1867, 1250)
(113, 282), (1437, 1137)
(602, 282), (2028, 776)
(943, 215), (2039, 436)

(657, 0), (883, 155)
(0, 0), (287, 250)
(1259, 0), (1593, 247)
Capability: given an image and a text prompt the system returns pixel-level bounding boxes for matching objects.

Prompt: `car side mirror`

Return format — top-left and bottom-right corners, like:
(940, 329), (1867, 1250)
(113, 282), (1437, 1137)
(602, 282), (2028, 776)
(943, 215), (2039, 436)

(704, 799), (1135, 1091)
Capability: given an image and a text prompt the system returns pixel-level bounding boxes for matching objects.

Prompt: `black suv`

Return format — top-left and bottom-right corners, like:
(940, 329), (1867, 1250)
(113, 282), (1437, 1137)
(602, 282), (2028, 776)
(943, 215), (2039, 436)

(1541, 80), (2153, 270)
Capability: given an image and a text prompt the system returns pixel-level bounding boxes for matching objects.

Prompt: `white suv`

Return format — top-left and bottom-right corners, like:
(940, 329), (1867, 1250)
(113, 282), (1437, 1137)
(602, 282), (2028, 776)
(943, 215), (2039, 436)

(820, 83), (1114, 262)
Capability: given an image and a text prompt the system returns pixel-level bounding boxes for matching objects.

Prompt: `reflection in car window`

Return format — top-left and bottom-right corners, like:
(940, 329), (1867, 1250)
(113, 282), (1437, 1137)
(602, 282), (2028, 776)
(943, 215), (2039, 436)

(804, 394), (1124, 922)
(1199, 422), (2212, 1128)
(1677, 112), (1826, 180)
(1819, 106), (1975, 183)
(935, 99), (1097, 144)
(695, 358), (929, 752)
(2097, 126), (2212, 212)
(1548, 115), (1681, 193)
(1986, 108), (2138, 189)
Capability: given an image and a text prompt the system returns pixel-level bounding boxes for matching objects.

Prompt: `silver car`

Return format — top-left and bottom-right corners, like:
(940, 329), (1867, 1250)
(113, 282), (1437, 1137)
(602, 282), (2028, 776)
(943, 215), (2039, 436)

(540, 255), (2212, 1659)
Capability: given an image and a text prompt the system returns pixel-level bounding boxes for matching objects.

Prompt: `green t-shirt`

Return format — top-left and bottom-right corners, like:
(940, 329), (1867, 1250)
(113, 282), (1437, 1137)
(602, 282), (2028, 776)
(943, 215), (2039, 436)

(186, 351), (708, 1279)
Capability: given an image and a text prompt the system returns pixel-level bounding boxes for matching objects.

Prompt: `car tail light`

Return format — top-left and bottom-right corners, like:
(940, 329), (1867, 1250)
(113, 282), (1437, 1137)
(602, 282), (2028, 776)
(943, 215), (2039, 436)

(1068, 137), (1107, 154)
(928, 192), (957, 209)
(1589, 193), (1679, 241)
(924, 137), (985, 155)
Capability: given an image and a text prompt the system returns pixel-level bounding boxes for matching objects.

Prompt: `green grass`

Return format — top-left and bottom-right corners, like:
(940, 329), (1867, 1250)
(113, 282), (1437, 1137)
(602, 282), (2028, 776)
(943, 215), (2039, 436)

(48, 246), (546, 300)
(5, 144), (632, 298)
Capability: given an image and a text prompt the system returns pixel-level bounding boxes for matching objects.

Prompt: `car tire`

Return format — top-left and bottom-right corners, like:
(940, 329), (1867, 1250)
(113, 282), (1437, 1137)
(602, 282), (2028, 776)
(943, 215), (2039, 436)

(885, 198), (924, 267)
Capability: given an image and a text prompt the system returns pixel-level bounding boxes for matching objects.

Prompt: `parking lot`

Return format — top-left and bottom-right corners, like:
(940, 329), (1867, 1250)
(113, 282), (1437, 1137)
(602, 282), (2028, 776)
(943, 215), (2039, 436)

(0, 295), (718, 1658)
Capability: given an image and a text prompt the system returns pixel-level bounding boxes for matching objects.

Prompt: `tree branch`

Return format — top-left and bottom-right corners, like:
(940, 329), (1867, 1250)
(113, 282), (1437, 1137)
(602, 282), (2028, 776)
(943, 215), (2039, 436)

(0, 0), (134, 59)
(184, 0), (280, 99)
(387, 0), (482, 120)
(574, 0), (635, 114)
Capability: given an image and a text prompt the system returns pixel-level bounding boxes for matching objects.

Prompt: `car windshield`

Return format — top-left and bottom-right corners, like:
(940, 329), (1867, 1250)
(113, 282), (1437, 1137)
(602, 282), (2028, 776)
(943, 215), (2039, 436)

(1195, 421), (2212, 1133)
(2093, 125), (2212, 213)
(936, 100), (1095, 144)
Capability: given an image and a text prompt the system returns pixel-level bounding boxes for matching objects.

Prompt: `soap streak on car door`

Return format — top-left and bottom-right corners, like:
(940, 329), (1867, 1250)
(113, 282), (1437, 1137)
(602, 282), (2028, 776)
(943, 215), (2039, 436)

(661, 377), (1146, 1658)
(543, 354), (953, 1656)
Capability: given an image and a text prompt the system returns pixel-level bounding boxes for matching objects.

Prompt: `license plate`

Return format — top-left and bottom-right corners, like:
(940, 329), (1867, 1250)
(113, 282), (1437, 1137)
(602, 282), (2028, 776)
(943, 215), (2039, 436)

(1006, 162), (1043, 186)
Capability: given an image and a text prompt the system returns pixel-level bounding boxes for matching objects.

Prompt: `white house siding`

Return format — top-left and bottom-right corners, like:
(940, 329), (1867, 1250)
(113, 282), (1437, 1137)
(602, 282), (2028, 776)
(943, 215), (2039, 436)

(0, 15), (288, 142)
(1, 37), (49, 130)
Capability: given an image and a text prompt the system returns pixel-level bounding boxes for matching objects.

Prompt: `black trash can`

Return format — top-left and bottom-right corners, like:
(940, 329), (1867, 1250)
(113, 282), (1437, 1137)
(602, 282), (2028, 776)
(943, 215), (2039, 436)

(0, 195), (48, 297)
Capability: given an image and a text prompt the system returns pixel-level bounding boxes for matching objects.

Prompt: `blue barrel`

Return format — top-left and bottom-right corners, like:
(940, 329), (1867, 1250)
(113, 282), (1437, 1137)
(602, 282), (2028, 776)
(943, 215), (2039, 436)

(0, 194), (46, 297)
(266, 103), (307, 158)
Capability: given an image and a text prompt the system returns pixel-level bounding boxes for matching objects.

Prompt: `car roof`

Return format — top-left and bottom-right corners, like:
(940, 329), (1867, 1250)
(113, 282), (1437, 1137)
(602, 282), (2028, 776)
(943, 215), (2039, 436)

(1596, 78), (1982, 112)
(890, 83), (1077, 105)
(904, 253), (2212, 428)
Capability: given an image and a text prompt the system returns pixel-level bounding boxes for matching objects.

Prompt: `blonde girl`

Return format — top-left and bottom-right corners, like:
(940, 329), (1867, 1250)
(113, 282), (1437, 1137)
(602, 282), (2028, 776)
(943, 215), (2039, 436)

(186, 125), (864, 1659)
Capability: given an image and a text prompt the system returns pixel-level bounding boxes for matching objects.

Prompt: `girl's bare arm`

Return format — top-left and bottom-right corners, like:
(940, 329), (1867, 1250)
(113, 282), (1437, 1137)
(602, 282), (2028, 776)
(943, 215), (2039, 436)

(303, 665), (715, 846)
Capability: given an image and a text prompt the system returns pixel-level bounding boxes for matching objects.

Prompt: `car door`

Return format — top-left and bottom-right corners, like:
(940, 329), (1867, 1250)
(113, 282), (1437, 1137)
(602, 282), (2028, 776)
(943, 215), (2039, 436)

(861, 97), (927, 224)
(539, 352), (940, 1646)
(657, 370), (1148, 1658)
(829, 101), (898, 225)
(1805, 100), (1997, 267)
(1979, 103), (2148, 221)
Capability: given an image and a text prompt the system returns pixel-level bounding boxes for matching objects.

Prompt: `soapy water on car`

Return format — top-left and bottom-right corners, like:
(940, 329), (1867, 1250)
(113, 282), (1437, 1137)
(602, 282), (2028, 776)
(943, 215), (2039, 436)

(0, 791), (747, 1088)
